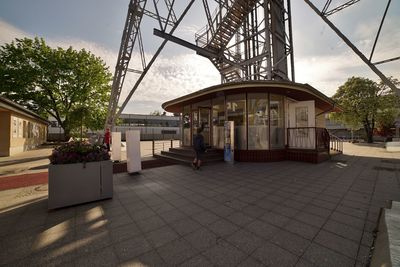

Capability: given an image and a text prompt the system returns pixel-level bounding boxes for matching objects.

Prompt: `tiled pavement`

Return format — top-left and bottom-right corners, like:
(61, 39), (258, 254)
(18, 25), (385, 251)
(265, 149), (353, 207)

(0, 143), (399, 266)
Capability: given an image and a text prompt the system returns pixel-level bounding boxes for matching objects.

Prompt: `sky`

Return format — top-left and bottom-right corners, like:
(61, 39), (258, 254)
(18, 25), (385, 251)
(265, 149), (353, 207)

(0, 0), (399, 115)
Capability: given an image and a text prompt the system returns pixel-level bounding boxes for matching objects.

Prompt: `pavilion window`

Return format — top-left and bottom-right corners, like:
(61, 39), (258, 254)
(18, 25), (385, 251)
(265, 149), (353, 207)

(183, 105), (191, 146)
(270, 94), (285, 148)
(212, 96), (225, 149)
(226, 94), (246, 150)
(248, 93), (269, 150)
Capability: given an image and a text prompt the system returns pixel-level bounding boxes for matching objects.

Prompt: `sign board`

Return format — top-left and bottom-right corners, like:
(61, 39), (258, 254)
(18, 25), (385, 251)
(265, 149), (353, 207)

(224, 121), (234, 163)
(126, 130), (142, 173)
(111, 132), (121, 161)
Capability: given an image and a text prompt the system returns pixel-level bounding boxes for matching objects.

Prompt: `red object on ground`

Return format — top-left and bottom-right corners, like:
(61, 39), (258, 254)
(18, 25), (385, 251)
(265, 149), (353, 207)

(0, 172), (48, 191)
(0, 159), (174, 191)
(104, 131), (111, 144)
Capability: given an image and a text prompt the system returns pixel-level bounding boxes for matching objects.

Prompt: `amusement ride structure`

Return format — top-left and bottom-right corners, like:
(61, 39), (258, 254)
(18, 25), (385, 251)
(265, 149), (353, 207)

(105, 0), (399, 130)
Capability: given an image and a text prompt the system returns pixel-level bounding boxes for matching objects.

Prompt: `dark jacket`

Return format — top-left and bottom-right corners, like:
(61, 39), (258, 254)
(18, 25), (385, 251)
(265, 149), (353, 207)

(193, 133), (206, 152)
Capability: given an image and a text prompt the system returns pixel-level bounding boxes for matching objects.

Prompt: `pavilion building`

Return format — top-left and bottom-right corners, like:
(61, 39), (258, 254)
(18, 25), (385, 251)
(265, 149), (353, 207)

(162, 80), (340, 163)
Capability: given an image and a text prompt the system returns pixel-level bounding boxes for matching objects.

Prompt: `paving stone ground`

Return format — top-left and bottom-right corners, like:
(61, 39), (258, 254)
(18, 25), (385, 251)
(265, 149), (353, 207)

(0, 142), (399, 266)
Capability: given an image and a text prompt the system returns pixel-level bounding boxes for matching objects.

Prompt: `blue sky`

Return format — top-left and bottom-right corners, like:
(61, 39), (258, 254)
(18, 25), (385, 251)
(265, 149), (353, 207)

(0, 0), (399, 114)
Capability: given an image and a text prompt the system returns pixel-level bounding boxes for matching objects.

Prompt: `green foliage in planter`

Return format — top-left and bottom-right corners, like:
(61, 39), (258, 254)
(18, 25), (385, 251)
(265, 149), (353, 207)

(49, 141), (110, 165)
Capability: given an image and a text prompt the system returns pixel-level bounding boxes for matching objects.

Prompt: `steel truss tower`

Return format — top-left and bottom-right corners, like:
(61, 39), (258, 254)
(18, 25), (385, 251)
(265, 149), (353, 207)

(106, 0), (398, 130)
(105, 0), (195, 130)
(194, 0), (295, 83)
(106, 0), (294, 129)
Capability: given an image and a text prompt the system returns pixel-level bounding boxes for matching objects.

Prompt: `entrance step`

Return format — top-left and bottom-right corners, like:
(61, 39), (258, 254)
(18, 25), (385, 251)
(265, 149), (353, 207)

(154, 147), (223, 165)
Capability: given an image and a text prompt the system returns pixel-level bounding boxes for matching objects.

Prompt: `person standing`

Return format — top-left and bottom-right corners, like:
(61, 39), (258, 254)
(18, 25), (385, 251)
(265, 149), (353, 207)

(192, 127), (206, 170)
(104, 128), (111, 152)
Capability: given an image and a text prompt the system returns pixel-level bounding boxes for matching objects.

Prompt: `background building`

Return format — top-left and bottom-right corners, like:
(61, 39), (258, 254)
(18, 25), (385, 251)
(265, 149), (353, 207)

(47, 113), (181, 141)
(115, 114), (180, 141)
(0, 96), (48, 156)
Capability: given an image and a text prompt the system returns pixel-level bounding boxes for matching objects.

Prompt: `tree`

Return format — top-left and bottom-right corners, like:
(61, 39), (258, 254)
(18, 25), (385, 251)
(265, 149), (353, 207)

(0, 37), (112, 140)
(331, 76), (400, 143)
(150, 110), (161, 116)
(376, 78), (400, 136)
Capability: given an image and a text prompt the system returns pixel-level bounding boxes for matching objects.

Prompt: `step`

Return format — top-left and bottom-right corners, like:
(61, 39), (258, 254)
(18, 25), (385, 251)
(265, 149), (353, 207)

(161, 150), (223, 161)
(154, 154), (223, 165)
(168, 147), (221, 155)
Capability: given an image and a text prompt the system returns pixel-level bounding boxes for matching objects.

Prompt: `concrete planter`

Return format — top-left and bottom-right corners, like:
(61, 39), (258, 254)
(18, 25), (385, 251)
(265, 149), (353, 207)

(386, 141), (400, 152)
(48, 160), (113, 209)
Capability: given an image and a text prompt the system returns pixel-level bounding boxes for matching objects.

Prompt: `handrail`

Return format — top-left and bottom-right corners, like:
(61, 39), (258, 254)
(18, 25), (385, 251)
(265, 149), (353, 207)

(195, 5), (226, 47)
(329, 133), (343, 154)
(195, 0), (245, 48)
(151, 139), (180, 156)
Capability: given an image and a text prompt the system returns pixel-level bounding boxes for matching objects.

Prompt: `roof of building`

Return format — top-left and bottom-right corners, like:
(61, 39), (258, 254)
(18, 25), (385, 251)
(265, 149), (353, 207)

(119, 113), (180, 121)
(0, 96), (50, 125)
(162, 80), (341, 113)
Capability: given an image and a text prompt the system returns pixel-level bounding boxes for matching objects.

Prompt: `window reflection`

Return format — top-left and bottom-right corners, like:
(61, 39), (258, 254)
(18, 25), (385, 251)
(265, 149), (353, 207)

(192, 110), (198, 141)
(270, 94), (285, 148)
(183, 105), (191, 146)
(226, 94), (246, 150)
(212, 97), (225, 149)
(248, 93), (268, 150)
(295, 106), (309, 137)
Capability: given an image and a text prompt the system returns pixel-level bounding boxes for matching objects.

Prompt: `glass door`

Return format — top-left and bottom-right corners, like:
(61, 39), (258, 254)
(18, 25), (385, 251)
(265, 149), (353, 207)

(192, 110), (198, 146)
(199, 107), (211, 146)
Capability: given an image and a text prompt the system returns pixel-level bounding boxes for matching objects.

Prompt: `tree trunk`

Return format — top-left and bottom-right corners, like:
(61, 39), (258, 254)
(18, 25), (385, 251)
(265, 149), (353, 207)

(63, 128), (71, 141)
(363, 123), (373, 143)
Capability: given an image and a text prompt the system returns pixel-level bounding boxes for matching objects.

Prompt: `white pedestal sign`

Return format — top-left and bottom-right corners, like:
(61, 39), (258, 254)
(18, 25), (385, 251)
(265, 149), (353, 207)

(111, 132), (121, 161)
(126, 130), (142, 173)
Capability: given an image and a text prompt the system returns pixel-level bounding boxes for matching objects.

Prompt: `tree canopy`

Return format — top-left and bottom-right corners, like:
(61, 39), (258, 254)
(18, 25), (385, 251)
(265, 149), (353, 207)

(0, 37), (112, 139)
(332, 76), (400, 143)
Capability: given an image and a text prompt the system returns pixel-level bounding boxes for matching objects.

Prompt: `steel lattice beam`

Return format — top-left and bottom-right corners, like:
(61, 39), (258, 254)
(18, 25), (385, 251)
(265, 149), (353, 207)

(107, 0), (399, 131)
(105, 0), (147, 129)
(323, 0), (360, 16)
(195, 0), (295, 83)
(303, 0), (399, 95)
(105, 0), (195, 130)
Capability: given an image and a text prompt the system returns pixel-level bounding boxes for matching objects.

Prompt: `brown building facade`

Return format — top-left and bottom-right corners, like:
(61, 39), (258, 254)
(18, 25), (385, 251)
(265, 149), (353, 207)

(0, 97), (48, 156)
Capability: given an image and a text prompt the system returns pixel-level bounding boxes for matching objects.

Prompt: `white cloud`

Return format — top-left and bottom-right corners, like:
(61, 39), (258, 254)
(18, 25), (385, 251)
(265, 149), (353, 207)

(295, 48), (400, 97)
(118, 52), (219, 113)
(0, 19), (219, 114)
(1, 13), (398, 115)
(0, 19), (30, 43)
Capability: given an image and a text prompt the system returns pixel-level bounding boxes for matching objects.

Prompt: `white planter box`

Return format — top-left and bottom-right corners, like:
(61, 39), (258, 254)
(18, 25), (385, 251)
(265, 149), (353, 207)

(126, 130), (142, 173)
(48, 160), (113, 209)
(386, 141), (400, 152)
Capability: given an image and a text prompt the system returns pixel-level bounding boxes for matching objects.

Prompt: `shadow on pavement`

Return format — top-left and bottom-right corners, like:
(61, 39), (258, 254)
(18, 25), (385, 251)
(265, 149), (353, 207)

(0, 156), (50, 167)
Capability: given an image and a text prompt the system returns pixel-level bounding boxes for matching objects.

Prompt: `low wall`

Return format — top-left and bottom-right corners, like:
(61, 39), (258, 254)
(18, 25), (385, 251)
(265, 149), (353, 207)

(386, 141), (400, 152)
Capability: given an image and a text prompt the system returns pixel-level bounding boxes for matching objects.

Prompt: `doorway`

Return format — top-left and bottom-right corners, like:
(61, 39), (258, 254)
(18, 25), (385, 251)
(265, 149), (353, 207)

(199, 107), (211, 146)
(288, 100), (316, 149)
